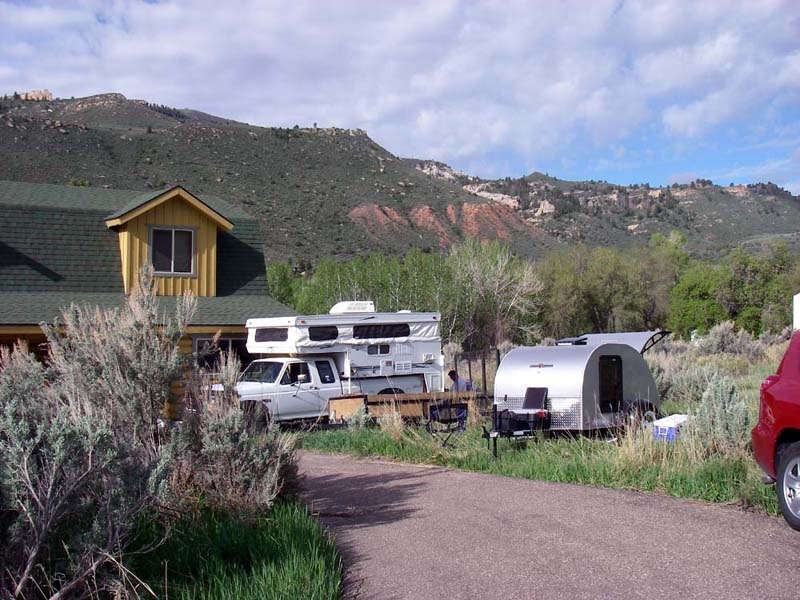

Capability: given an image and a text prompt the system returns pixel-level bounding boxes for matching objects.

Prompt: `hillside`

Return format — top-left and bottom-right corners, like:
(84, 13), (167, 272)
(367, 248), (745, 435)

(416, 162), (800, 253)
(1, 93), (798, 263)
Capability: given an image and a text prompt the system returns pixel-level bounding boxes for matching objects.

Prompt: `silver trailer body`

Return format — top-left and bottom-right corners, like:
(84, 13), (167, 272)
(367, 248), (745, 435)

(493, 341), (660, 431)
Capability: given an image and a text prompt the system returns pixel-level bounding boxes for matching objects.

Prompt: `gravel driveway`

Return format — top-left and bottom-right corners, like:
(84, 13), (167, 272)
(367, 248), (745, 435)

(299, 451), (800, 600)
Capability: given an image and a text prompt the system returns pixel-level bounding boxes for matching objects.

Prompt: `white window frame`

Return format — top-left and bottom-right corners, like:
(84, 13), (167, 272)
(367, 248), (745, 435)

(149, 226), (196, 276)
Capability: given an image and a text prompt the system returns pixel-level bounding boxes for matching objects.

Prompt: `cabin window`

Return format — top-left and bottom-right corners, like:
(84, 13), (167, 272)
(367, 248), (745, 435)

(281, 362), (310, 385)
(194, 337), (254, 369)
(309, 325), (338, 341)
(367, 344), (391, 355)
(315, 361), (336, 384)
(598, 355), (623, 413)
(151, 227), (194, 275)
(353, 323), (410, 339)
(254, 327), (288, 342)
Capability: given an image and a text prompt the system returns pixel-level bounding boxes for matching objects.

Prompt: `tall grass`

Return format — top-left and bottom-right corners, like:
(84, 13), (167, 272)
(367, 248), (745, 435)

(303, 425), (779, 514)
(130, 502), (341, 600)
(302, 328), (789, 523)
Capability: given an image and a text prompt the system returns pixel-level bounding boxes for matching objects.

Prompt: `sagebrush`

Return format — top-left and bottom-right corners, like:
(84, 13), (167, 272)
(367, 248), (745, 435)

(0, 268), (298, 599)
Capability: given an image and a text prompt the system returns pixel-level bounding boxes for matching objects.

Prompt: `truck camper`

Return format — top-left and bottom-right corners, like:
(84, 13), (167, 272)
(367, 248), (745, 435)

(232, 301), (445, 421)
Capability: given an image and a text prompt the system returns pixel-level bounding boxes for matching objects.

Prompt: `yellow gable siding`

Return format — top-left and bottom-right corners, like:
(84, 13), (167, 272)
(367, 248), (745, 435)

(119, 197), (218, 296)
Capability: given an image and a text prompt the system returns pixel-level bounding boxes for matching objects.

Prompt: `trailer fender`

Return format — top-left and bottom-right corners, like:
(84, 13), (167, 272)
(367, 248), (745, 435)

(624, 400), (660, 424)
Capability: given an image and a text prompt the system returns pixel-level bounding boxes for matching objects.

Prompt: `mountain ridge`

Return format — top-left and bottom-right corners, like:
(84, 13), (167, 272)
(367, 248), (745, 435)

(1, 92), (797, 262)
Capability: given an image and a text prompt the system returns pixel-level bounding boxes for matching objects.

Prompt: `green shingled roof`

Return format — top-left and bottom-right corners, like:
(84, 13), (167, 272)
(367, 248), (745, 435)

(0, 180), (269, 295)
(104, 185), (249, 224)
(0, 292), (294, 327)
(0, 180), (250, 220)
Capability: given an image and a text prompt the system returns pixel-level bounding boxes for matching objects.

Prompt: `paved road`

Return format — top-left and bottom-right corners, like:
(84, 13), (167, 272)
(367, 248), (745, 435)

(299, 451), (800, 600)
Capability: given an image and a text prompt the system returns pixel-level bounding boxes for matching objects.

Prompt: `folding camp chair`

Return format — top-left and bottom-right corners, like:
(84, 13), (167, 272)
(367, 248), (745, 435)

(484, 387), (550, 457)
(504, 387), (549, 430)
(425, 402), (468, 447)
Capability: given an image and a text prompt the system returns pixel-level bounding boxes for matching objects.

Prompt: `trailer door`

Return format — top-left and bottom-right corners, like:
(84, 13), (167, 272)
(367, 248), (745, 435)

(598, 355), (623, 413)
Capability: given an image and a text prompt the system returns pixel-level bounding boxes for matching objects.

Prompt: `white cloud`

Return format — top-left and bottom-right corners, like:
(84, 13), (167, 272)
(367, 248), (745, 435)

(0, 0), (797, 184)
(662, 89), (740, 137)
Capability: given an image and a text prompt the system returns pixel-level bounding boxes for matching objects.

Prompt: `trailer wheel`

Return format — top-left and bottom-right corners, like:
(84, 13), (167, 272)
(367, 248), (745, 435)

(626, 402), (659, 427)
(377, 388), (404, 395)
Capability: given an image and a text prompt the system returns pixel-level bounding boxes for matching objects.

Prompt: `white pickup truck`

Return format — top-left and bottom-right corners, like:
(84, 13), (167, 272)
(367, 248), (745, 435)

(229, 302), (445, 422)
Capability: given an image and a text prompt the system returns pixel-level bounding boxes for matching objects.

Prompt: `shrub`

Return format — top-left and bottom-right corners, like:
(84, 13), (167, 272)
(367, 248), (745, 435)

(0, 267), (189, 596)
(346, 404), (371, 430)
(687, 376), (750, 457)
(646, 343), (717, 409)
(161, 385), (299, 518)
(696, 321), (764, 360)
(0, 268), (299, 597)
(758, 326), (792, 347)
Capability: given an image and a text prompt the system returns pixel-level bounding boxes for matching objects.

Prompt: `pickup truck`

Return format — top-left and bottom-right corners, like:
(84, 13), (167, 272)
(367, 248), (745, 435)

(231, 356), (428, 422)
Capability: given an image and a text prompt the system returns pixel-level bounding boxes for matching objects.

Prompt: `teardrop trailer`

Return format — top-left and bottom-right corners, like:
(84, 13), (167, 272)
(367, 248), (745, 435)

(485, 331), (669, 456)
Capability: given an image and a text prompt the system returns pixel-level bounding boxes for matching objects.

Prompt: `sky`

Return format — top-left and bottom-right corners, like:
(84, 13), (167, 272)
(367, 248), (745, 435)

(2, 0), (799, 193)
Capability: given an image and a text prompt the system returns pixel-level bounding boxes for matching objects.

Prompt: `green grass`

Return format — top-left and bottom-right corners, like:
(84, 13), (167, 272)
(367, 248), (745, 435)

(130, 502), (341, 600)
(301, 424), (779, 516)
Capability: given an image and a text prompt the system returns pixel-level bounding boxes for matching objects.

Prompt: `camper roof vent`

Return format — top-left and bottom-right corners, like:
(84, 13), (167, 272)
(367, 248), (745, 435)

(329, 301), (376, 315)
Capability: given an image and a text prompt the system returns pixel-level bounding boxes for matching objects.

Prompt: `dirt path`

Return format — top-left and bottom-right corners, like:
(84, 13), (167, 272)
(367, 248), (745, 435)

(299, 451), (800, 600)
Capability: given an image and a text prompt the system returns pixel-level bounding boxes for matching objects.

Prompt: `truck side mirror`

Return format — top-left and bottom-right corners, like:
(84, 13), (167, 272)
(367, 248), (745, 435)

(296, 373), (308, 384)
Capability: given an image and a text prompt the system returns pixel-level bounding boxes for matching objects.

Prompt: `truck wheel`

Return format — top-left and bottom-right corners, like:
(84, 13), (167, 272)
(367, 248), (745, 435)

(241, 399), (271, 433)
(378, 388), (404, 395)
(776, 442), (800, 531)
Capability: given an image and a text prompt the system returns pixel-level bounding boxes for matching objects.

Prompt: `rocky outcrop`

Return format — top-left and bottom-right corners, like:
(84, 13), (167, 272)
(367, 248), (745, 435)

(19, 89), (53, 101)
(409, 205), (455, 247)
(416, 161), (468, 182)
(348, 200), (545, 249)
(534, 199), (555, 217)
(459, 203), (518, 241)
(463, 183), (521, 209)
(348, 204), (410, 238)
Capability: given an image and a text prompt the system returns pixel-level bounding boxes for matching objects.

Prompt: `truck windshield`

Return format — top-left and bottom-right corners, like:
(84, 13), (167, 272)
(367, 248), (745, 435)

(240, 361), (283, 383)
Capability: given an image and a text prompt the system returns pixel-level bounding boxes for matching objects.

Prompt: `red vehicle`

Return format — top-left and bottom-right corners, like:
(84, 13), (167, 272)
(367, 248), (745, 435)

(752, 330), (800, 530)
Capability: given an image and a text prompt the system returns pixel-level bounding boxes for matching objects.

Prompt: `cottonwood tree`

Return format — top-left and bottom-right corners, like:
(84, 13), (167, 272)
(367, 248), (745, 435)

(537, 243), (683, 338)
(446, 239), (543, 349)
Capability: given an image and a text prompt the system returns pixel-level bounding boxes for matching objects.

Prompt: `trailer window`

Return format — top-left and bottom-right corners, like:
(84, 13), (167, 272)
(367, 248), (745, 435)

(309, 325), (338, 341)
(315, 361), (336, 384)
(598, 355), (623, 413)
(367, 344), (390, 355)
(254, 327), (288, 342)
(353, 323), (410, 339)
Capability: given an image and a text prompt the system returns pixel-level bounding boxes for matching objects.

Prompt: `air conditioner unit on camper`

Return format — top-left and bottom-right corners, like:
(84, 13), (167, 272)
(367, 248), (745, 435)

(329, 301), (375, 314)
